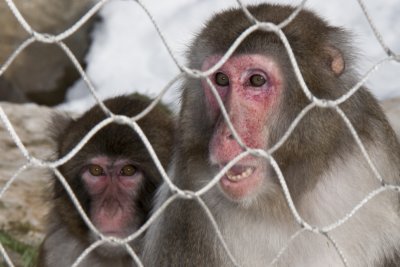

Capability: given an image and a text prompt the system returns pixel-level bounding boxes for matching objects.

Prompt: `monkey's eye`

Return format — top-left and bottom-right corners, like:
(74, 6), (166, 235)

(88, 164), (104, 176)
(249, 74), (266, 87)
(120, 165), (136, 176)
(215, 72), (229, 86)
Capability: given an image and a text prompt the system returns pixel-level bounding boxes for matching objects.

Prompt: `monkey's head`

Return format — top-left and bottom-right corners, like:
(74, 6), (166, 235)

(51, 95), (174, 246)
(180, 4), (373, 205)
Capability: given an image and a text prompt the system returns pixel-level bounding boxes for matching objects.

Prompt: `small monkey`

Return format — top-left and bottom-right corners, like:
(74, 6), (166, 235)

(37, 94), (174, 267)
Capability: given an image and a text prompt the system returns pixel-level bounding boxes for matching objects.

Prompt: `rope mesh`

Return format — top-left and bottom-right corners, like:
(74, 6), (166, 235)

(0, 0), (399, 266)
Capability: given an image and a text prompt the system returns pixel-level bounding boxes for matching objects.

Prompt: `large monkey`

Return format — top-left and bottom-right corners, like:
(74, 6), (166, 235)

(143, 4), (400, 267)
(37, 94), (174, 267)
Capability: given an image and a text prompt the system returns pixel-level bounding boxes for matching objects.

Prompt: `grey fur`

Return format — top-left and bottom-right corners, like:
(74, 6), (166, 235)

(143, 4), (400, 267)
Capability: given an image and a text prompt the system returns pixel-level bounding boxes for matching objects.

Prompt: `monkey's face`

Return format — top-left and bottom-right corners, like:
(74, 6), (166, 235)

(202, 53), (283, 202)
(56, 117), (164, 243)
(81, 156), (143, 238)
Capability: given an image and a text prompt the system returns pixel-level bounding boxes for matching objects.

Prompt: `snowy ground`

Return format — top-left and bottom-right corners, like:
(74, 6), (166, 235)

(60, 0), (400, 112)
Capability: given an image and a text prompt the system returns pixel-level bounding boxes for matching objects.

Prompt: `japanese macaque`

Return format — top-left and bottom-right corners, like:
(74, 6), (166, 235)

(37, 94), (174, 267)
(143, 4), (400, 267)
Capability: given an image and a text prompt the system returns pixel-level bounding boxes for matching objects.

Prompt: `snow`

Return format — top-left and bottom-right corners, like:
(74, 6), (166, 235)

(59, 0), (400, 112)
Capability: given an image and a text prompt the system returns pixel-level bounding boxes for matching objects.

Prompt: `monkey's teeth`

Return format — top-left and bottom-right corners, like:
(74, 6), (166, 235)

(226, 167), (254, 181)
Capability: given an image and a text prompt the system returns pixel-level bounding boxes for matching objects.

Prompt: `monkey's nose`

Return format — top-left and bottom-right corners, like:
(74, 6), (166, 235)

(222, 128), (235, 141)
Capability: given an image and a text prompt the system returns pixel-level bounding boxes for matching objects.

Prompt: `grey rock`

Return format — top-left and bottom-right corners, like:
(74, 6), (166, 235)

(0, 0), (97, 106)
(0, 102), (59, 248)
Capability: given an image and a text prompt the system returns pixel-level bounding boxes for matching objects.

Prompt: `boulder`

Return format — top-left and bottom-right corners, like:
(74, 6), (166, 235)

(0, 0), (96, 106)
(0, 102), (57, 247)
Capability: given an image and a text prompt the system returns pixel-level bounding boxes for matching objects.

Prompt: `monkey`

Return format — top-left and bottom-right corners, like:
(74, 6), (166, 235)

(37, 94), (174, 267)
(142, 4), (400, 267)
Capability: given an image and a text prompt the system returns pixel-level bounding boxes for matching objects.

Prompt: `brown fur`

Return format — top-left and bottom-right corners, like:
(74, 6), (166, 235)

(37, 94), (174, 267)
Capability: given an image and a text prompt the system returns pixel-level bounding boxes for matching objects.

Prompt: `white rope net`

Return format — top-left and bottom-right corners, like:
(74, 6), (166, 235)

(0, 0), (399, 266)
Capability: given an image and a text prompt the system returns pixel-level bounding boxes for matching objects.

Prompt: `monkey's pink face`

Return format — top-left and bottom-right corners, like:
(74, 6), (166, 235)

(202, 54), (282, 201)
(82, 156), (143, 237)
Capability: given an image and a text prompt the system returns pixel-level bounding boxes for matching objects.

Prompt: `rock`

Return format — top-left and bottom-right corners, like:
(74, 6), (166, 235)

(0, 0), (97, 106)
(0, 78), (27, 103)
(0, 102), (58, 249)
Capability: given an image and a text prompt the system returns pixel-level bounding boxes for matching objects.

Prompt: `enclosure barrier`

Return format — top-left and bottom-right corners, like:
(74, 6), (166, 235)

(0, 0), (400, 266)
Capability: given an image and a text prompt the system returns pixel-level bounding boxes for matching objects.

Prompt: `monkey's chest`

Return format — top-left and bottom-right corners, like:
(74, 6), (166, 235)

(220, 219), (344, 267)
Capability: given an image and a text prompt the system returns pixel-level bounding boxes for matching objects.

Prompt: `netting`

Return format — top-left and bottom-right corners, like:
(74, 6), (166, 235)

(0, 0), (400, 266)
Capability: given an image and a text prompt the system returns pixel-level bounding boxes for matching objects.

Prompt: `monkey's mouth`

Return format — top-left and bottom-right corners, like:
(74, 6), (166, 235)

(218, 163), (262, 200)
(225, 165), (255, 182)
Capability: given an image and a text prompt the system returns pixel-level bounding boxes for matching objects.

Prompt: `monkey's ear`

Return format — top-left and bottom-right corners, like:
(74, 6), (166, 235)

(325, 45), (345, 76)
(48, 112), (73, 147)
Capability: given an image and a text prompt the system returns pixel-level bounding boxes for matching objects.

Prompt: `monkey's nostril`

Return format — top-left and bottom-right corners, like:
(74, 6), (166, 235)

(227, 133), (234, 140)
